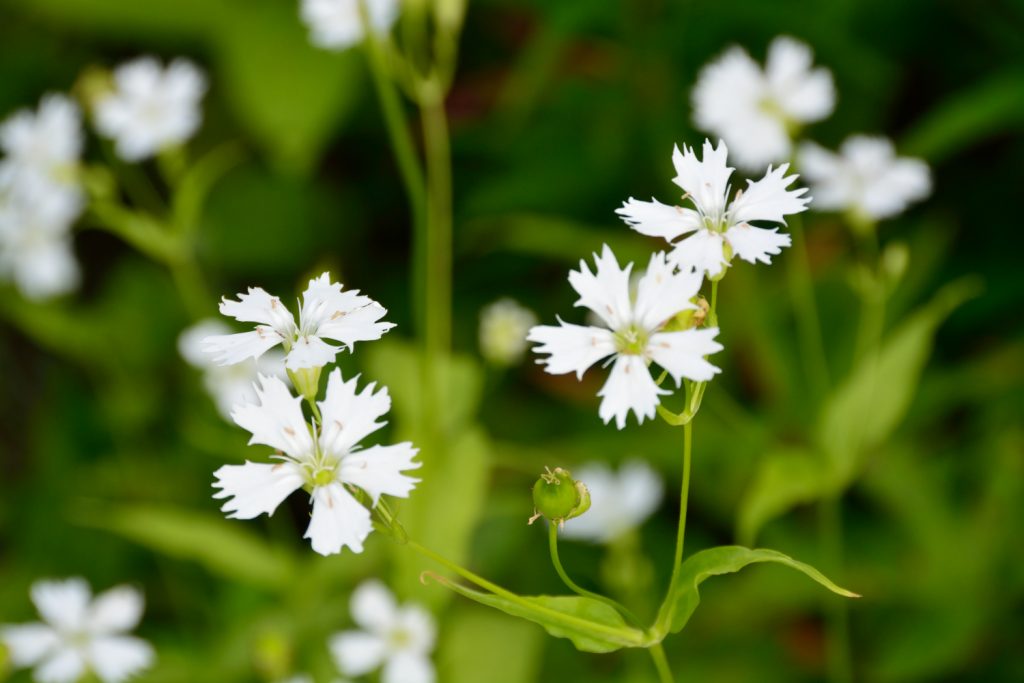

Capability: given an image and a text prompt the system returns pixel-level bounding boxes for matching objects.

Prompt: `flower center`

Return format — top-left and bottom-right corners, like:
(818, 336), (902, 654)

(614, 325), (648, 355)
(388, 627), (412, 650)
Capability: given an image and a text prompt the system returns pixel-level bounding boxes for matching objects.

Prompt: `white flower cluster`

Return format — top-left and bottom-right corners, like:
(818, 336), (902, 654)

(301, 0), (401, 51)
(0, 56), (206, 301)
(693, 35), (931, 221)
(0, 95), (84, 300)
(479, 298), (537, 366)
(1, 578), (154, 683)
(203, 273), (418, 556)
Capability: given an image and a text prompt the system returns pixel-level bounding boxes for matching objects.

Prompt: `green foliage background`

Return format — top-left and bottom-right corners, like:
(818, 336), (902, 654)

(1, 0), (1023, 681)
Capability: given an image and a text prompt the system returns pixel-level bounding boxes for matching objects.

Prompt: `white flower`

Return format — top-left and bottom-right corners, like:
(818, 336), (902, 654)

(0, 94), (84, 207)
(179, 319), (287, 419)
(616, 140), (808, 278)
(479, 298), (537, 366)
(202, 272), (395, 371)
(561, 459), (664, 543)
(213, 370), (420, 556)
(329, 580), (435, 683)
(693, 36), (834, 171)
(798, 135), (931, 221)
(527, 245), (723, 429)
(94, 57), (206, 161)
(301, 0), (400, 51)
(0, 192), (80, 300)
(0, 578), (154, 683)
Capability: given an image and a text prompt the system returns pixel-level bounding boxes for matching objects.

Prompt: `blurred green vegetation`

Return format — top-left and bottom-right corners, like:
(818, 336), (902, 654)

(1, 0), (1023, 682)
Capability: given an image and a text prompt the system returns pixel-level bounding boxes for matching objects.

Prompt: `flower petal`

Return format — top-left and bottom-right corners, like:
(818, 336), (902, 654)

(724, 224), (792, 265)
(349, 579), (399, 633)
(201, 328), (285, 366)
(212, 461), (304, 519)
(597, 355), (669, 429)
(0, 624), (60, 666)
(231, 374), (314, 458)
(615, 197), (701, 242)
(393, 604), (437, 654)
(339, 443), (420, 505)
(299, 273), (395, 350)
(567, 245), (633, 330)
(728, 163), (810, 226)
(666, 229), (727, 278)
(31, 578), (91, 632)
(765, 36), (834, 122)
(87, 636), (154, 683)
(526, 322), (615, 379)
(671, 140), (733, 219)
(329, 630), (388, 677)
(648, 329), (724, 384)
(633, 251), (701, 331)
(285, 334), (340, 371)
(34, 647), (86, 683)
(218, 287), (295, 332)
(87, 586), (144, 634)
(304, 483), (372, 556)
(318, 369), (391, 454)
(382, 653), (435, 683)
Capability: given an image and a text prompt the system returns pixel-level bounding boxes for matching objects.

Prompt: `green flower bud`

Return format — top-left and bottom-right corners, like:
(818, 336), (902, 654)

(288, 366), (322, 402)
(529, 467), (590, 527)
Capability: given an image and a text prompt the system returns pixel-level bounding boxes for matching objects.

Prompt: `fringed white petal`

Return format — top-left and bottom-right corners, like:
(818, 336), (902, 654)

(231, 374), (314, 458)
(318, 369), (391, 455)
(647, 329), (724, 384)
(633, 252), (702, 331)
(218, 287), (295, 331)
(597, 355), (668, 429)
(86, 635), (155, 683)
(615, 197), (701, 241)
(725, 224), (792, 265)
(666, 229), (728, 278)
(201, 328), (284, 366)
(567, 245), (633, 330)
(671, 140), (733, 219)
(348, 579), (399, 633)
(212, 461), (304, 520)
(329, 630), (388, 676)
(728, 163), (810, 226)
(285, 334), (340, 370)
(304, 482), (373, 556)
(526, 322), (615, 379)
(31, 579), (91, 633)
(339, 443), (420, 505)
(87, 586), (144, 634)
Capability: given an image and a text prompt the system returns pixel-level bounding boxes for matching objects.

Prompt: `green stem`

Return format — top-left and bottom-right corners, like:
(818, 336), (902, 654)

(649, 642), (675, 683)
(669, 421), (693, 587)
(820, 495), (852, 683)
(708, 279), (719, 327)
(420, 95), (453, 361)
(785, 215), (830, 402)
(547, 523), (643, 627)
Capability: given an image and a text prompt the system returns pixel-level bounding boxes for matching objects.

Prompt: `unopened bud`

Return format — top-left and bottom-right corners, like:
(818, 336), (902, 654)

(529, 467), (590, 527)
(288, 366), (322, 402)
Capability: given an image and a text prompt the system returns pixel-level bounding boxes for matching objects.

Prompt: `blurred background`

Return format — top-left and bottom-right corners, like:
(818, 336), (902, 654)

(1, 0), (1022, 681)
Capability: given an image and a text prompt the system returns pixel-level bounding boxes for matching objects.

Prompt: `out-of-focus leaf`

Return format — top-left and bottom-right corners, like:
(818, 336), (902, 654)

(6, 0), (224, 38)
(817, 279), (979, 485)
(903, 70), (1024, 163)
(654, 546), (858, 637)
(736, 448), (828, 546)
(75, 502), (296, 589)
(462, 214), (650, 265)
(210, 2), (363, 173)
(424, 572), (644, 653)
(438, 605), (543, 683)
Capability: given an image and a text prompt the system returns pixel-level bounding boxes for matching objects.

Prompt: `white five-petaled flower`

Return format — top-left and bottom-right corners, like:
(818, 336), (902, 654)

(94, 57), (206, 161)
(527, 246), (723, 429)
(692, 36), (835, 171)
(213, 370), (420, 556)
(0, 578), (154, 683)
(479, 298), (538, 366)
(798, 135), (931, 221)
(617, 140), (809, 278)
(301, 0), (400, 51)
(202, 272), (395, 372)
(179, 319), (287, 420)
(561, 459), (664, 544)
(329, 580), (436, 683)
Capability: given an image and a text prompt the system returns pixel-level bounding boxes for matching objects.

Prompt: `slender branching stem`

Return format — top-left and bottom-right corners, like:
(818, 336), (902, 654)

(649, 642), (675, 683)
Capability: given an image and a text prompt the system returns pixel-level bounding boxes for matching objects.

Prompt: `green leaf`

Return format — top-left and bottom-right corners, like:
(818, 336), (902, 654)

(816, 280), (979, 485)
(655, 546), (859, 638)
(424, 573), (645, 653)
(736, 448), (828, 546)
(74, 502), (297, 589)
(210, 1), (364, 173)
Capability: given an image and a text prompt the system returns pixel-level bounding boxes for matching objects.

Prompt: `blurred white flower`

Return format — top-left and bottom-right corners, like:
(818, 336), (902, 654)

(213, 370), (420, 556)
(693, 36), (834, 171)
(561, 459), (664, 543)
(0, 578), (154, 683)
(528, 245), (723, 429)
(179, 319), (287, 419)
(94, 57), (206, 161)
(617, 140), (808, 278)
(798, 135), (931, 221)
(202, 272), (395, 371)
(479, 298), (537, 366)
(301, 0), (400, 51)
(0, 94), (84, 300)
(329, 580), (435, 683)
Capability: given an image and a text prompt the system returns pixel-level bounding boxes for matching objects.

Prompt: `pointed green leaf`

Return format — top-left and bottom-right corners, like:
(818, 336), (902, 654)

(424, 573), (645, 653)
(655, 546), (858, 637)
(736, 448), (828, 546)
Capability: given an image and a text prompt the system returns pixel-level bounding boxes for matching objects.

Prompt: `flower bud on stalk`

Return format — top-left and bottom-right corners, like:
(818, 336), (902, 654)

(288, 366), (322, 403)
(529, 467), (590, 528)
